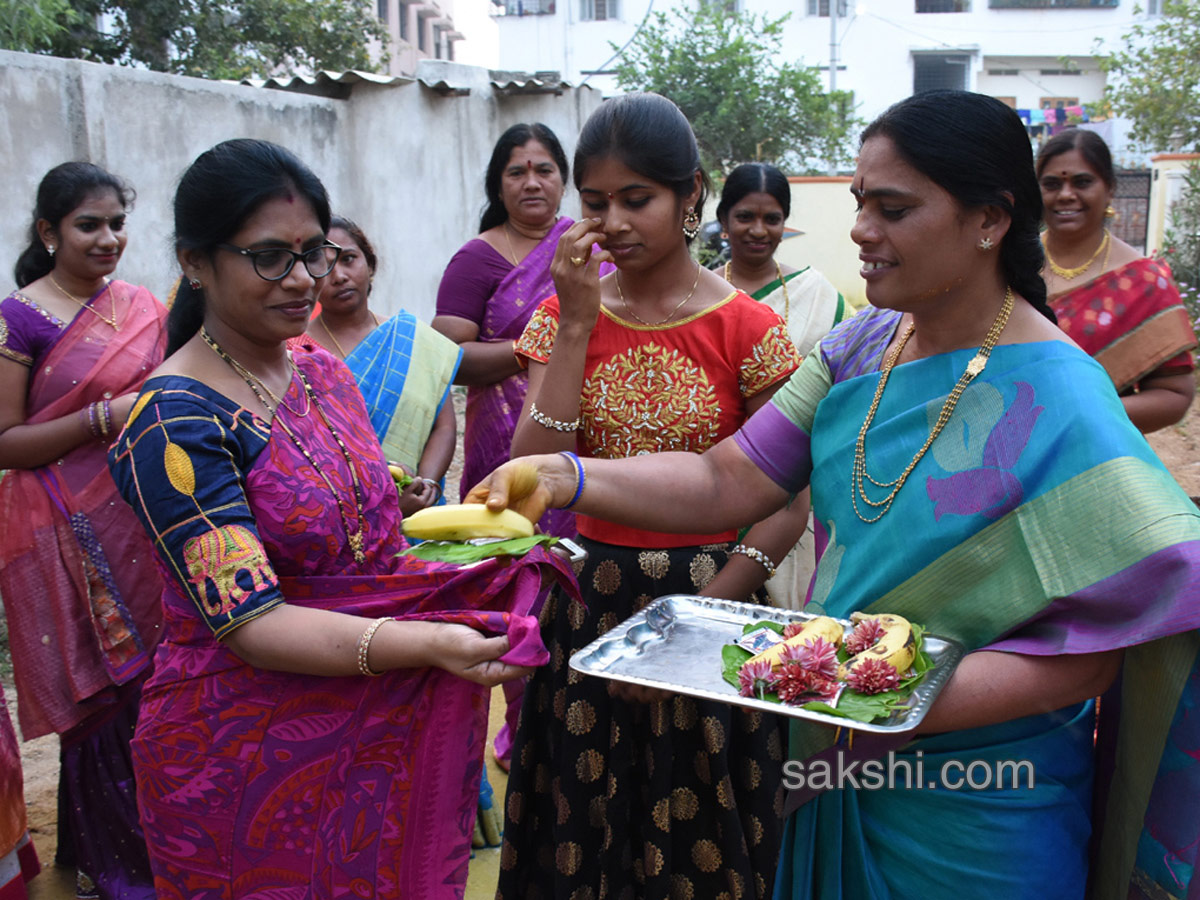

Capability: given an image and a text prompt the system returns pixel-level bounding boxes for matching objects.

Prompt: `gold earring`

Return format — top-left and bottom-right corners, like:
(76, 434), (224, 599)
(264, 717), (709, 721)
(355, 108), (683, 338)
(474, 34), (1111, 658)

(978, 237), (994, 251)
(683, 206), (700, 241)
(1105, 205), (1119, 222)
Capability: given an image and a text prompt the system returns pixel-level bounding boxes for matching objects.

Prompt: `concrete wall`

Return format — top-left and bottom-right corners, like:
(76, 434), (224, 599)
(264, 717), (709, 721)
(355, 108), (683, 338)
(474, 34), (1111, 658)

(0, 51), (603, 323)
(778, 176), (864, 310)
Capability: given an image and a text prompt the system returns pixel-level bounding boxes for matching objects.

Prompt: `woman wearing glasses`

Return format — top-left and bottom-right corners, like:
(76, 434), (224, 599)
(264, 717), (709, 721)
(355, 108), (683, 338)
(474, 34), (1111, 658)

(0, 161), (165, 899)
(107, 139), (571, 895)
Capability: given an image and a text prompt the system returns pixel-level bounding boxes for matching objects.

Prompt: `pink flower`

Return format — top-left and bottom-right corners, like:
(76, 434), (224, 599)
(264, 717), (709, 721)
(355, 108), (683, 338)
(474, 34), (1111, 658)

(775, 663), (841, 706)
(780, 636), (839, 678)
(782, 622), (807, 640)
(738, 659), (776, 699)
(845, 657), (901, 695)
(844, 618), (887, 656)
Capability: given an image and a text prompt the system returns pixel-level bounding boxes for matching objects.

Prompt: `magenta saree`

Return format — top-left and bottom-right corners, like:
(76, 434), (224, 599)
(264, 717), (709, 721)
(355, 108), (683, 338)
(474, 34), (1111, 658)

(459, 217), (576, 537)
(110, 351), (575, 899)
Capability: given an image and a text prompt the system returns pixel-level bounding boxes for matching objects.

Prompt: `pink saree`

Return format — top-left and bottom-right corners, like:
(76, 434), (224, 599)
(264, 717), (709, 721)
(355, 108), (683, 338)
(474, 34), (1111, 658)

(0, 280), (166, 739)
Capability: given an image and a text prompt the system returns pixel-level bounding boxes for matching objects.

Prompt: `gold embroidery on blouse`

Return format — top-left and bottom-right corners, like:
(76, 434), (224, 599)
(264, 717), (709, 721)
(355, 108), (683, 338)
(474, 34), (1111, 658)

(182, 524), (275, 617)
(739, 322), (801, 397)
(584, 343), (719, 459)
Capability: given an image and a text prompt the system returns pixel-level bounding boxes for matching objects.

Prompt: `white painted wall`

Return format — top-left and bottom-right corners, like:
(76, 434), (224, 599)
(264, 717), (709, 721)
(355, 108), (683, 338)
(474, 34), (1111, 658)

(0, 51), (603, 324)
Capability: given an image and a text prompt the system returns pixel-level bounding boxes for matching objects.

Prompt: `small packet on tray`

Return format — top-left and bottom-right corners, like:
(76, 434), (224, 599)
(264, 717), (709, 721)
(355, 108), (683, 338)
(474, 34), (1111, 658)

(736, 626), (784, 655)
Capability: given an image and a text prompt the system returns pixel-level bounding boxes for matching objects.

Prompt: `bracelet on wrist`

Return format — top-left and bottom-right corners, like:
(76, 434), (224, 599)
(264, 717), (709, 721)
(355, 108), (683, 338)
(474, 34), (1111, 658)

(559, 450), (586, 509)
(418, 477), (444, 502)
(731, 543), (777, 578)
(357, 616), (390, 677)
(530, 401), (581, 433)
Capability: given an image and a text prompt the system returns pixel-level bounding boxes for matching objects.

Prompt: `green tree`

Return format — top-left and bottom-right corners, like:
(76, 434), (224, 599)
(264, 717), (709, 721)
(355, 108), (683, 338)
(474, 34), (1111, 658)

(0, 0), (75, 52)
(40, 0), (389, 80)
(1160, 162), (1200, 326)
(611, 4), (859, 175)
(1098, 0), (1200, 151)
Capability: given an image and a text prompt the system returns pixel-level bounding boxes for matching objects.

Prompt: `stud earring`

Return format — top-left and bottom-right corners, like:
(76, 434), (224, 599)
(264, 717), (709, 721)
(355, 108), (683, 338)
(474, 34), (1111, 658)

(188, 278), (202, 290)
(682, 206), (701, 241)
(1105, 205), (1118, 222)
(720, 231), (729, 240)
(46, 245), (55, 257)
(977, 237), (994, 251)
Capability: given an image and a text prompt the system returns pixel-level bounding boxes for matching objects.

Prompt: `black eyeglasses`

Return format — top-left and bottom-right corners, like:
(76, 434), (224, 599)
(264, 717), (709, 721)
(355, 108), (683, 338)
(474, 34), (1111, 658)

(217, 241), (341, 282)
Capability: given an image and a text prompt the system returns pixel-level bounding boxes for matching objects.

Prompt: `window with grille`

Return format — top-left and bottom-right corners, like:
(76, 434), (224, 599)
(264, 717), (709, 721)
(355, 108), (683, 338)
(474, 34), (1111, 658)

(1040, 96), (1079, 109)
(989, 0), (1117, 8)
(582, 0), (619, 19)
(913, 54), (970, 93)
(916, 0), (970, 11)
(807, 0), (849, 16)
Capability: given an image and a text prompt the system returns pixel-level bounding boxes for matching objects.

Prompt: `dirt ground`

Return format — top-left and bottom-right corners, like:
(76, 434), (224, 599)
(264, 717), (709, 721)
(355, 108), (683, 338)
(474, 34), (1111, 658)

(5, 386), (1200, 897)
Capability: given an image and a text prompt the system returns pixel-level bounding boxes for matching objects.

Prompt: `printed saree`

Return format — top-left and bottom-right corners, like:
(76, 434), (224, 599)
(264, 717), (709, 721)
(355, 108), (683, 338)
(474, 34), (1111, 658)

(460, 217), (576, 537)
(344, 310), (462, 472)
(110, 352), (576, 899)
(733, 308), (1200, 899)
(1049, 256), (1196, 393)
(0, 280), (166, 740)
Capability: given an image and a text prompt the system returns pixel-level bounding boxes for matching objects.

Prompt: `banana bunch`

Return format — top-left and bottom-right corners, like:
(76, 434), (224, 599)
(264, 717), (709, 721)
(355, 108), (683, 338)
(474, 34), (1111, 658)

(837, 613), (916, 680)
(401, 503), (534, 542)
(747, 616), (844, 670)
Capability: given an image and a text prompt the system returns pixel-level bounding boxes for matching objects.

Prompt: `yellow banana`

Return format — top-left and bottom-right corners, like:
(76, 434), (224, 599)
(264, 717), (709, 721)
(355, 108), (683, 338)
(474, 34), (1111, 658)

(387, 464), (412, 486)
(401, 503), (534, 541)
(837, 613), (916, 680)
(747, 616), (844, 670)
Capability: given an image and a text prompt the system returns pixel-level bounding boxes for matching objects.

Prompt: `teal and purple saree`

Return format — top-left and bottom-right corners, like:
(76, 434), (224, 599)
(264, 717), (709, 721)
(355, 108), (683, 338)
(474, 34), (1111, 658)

(734, 307), (1200, 900)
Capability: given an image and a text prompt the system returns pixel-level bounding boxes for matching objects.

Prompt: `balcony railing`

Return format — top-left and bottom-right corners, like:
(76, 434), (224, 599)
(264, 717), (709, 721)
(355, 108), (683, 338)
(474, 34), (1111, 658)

(989, 0), (1117, 8)
(491, 0), (555, 15)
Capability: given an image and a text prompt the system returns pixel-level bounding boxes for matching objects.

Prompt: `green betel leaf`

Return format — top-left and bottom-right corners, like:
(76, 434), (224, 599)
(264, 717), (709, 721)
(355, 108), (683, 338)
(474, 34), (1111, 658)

(399, 534), (558, 564)
(722, 644), (753, 689)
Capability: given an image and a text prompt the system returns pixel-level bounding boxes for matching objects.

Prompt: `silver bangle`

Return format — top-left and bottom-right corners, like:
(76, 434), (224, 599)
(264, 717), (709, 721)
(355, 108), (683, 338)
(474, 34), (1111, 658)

(529, 401), (581, 433)
(418, 477), (443, 502)
(732, 543), (777, 578)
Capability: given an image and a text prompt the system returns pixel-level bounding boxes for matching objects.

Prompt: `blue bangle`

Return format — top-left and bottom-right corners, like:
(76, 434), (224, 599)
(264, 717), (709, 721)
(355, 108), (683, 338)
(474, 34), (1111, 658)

(559, 450), (586, 509)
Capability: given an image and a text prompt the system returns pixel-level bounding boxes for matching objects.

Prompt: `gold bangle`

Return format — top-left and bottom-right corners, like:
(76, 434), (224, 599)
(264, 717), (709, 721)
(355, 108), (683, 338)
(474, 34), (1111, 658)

(732, 543), (777, 578)
(356, 616), (390, 677)
(529, 401), (581, 433)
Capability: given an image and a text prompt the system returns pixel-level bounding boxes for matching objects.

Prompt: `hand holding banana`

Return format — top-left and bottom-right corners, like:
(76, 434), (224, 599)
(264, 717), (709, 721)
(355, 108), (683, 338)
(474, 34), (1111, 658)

(465, 455), (573, 524)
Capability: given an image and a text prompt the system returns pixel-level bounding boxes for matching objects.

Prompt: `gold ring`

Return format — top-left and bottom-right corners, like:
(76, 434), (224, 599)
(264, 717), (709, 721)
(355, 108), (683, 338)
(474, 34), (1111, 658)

(570, 256), (586, 267)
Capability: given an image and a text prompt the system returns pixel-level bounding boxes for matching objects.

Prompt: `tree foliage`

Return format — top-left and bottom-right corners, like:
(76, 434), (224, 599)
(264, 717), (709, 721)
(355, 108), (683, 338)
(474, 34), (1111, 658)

(611, 4), (859, 175)
(1099, 0), (1200, 152)
(38, 0), (389, 80)
(1159, 162), (1200, 326)
(0, 0), (74, 52)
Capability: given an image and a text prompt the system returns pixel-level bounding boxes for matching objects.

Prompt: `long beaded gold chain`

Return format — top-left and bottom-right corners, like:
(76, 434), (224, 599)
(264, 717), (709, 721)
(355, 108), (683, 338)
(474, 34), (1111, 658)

(851, 287), (1015, 523)
(200, 327), (368, 563)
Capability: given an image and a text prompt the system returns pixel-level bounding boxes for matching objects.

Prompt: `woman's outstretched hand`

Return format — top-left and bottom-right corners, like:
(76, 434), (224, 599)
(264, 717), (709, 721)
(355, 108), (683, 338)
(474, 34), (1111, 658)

(465, 454), (574, 523)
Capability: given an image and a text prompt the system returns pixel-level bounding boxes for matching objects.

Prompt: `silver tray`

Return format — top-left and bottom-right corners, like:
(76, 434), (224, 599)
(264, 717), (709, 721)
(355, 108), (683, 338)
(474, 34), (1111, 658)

(568, 595), (965, 734)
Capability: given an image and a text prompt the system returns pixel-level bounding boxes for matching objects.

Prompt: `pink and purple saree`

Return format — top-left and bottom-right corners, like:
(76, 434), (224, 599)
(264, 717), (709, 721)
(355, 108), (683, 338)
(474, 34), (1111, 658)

(108, 350), (575, 899)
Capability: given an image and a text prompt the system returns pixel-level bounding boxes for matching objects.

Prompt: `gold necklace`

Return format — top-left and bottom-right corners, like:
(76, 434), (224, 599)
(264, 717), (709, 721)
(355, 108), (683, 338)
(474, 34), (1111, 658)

(502, 223), (521, 266)
(316, 312), (381, 359)
(1043, 229), (1111, 281)
(49, 275), (119, 330)
(725, 260), (790, 322)
(616, 264), (702, 327)
(201, 327), (367, 563)
(851, 286), (1015, 523)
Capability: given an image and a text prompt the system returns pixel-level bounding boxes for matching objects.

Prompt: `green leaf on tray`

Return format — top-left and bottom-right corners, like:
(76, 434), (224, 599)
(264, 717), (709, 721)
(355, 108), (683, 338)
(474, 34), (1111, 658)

(722, 615), (936, 724)
(399, 534), (558, 564)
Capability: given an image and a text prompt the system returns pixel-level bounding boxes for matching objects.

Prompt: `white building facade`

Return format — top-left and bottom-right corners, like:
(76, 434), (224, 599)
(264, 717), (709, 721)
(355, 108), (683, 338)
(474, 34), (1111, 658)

(490, 0), (1167, 162)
